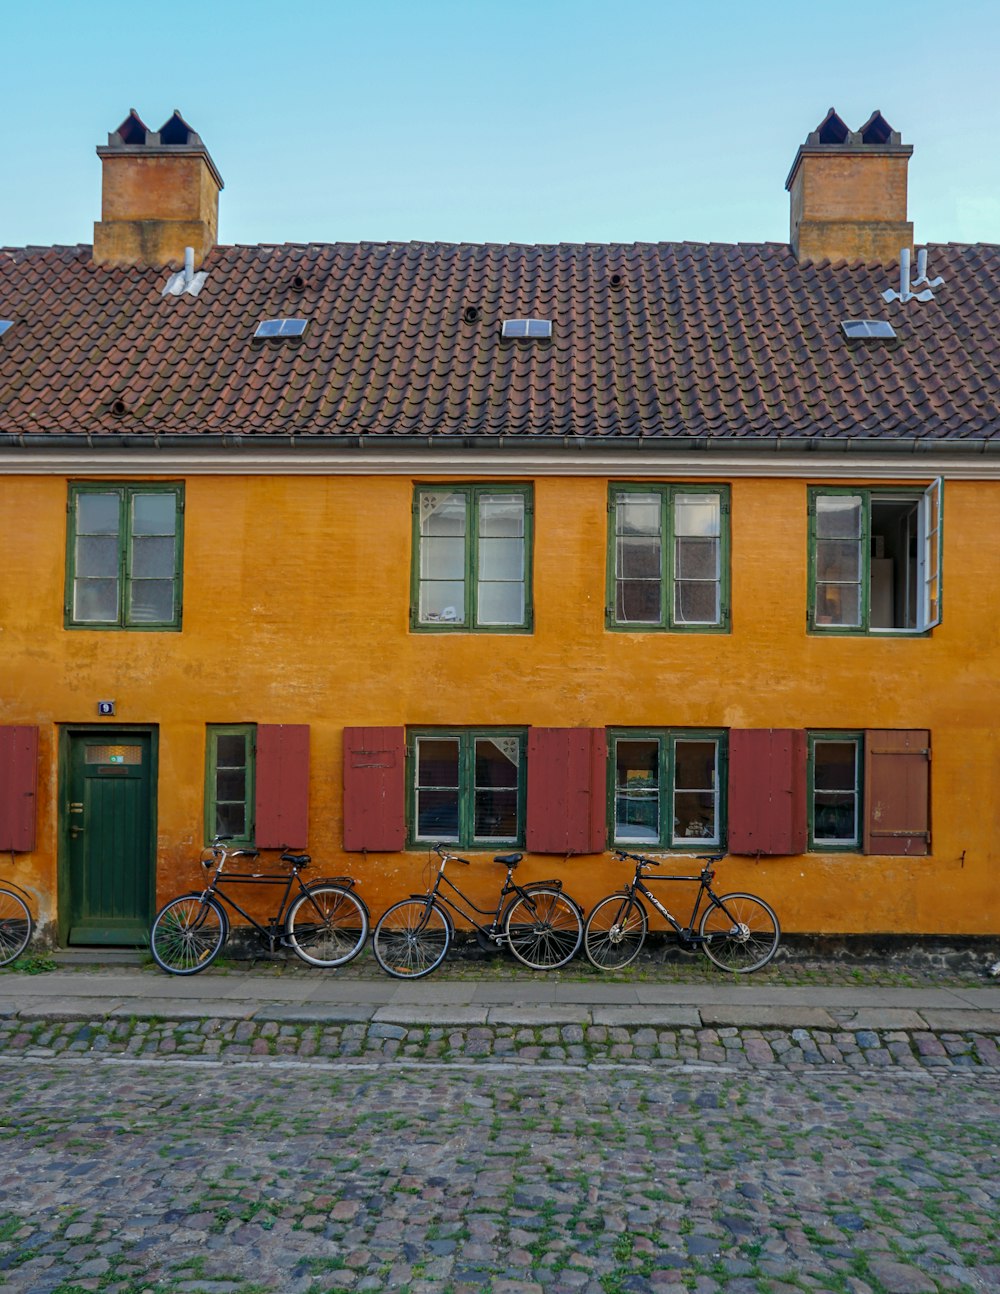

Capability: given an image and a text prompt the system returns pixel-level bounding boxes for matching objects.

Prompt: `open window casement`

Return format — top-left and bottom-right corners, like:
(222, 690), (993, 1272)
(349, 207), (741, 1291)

(918, 478), (943, 631)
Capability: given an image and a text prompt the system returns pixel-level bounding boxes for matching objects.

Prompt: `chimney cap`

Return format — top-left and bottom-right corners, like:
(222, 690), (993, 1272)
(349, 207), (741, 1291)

(98, 109), (224, 190)
(785, 108), (911, 191)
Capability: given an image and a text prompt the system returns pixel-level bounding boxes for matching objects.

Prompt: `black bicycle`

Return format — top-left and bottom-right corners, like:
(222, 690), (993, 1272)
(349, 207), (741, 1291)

(371, 844), (585, 979)
(149, 837), (369, 975)
(583, 848), (780, 973)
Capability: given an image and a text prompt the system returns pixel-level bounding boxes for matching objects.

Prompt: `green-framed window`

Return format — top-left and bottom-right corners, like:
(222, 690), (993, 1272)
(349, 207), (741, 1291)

(412, 485), (532, 631)
(409, 728), (526, 847)
(66, 482), (184, 630)
(607, 484), (730, 631)
(608, 729), (726, 849)
(808, 732), (862, 850)
(205, 725), (255, 847)
(808, 480), (942, 634)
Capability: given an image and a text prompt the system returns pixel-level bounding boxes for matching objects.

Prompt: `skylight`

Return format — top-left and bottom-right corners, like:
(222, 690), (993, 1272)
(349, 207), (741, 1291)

(255, 318), (308, 339)
(0, 320), (13, 337)
(501, 319), (552, 339)
(841, 320), (896, 341)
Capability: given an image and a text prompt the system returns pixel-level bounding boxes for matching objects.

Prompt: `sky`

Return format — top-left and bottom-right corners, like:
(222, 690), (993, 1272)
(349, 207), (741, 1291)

(2, 0), (999, 250)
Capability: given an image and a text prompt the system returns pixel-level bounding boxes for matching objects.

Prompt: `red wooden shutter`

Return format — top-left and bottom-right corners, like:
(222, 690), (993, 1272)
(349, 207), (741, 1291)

(864, 730), (931, 856)
(255, 724), (310, 848)
(343, 727), (406, 851)
(728, 729), (807, 855)
(526, 728), (607, 854)
(0, 726), (39, 852)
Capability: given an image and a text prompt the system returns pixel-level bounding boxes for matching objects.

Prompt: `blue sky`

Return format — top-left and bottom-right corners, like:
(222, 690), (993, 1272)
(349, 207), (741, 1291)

(3, 0), (998, 249)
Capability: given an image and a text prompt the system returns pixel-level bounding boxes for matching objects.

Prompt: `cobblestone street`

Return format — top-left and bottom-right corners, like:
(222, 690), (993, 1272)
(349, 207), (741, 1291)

(1, 1042), (998, 1294)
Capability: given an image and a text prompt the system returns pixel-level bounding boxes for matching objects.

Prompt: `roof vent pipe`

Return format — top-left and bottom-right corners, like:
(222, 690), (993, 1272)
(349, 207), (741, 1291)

(162, 245), (208, 298)
(183, 246), (194, 289)
(913, 248), (944, 289)
(882, 246), (937, 304)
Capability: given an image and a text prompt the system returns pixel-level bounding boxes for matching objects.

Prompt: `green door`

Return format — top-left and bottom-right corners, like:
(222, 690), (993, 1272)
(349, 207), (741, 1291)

(65, 731), (154, 944)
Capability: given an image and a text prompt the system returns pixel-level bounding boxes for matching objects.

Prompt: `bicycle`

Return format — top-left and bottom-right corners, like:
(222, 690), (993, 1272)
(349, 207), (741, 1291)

(0, 878), (34, 968)
(149, 837), (369, 975)
(371, 844), (585, 979)
(583, 848), (780, 973)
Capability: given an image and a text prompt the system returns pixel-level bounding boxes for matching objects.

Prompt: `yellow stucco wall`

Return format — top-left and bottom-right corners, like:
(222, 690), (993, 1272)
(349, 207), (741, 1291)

(2, 471), (997, 937)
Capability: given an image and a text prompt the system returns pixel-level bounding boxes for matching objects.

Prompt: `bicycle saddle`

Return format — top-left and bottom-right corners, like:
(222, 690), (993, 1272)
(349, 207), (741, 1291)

(282, 853), (310, 867)
(494, 852), (523, 867)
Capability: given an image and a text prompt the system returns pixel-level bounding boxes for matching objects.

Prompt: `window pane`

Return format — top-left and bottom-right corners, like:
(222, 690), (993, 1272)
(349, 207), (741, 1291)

(479, 536), (524, 581)
(617, 496), (660, 536)
(474, 789), (517, 839)
(816, 540), (861, 582)
(216, 769), (246, 801)
(478, 581), (524, 626)
(75, 535), (119, 578)
(618, 536), (661, 579)
(129, 579), (174, 623)
(816, 584), (861, 627)
(674, 494), (720, 537)
(215, 801), (247, 838)
(420, 492), (467, 537)
(420, 536), (465, 581)
(475, 738), (519, 789)
(673, 741), (718, 843)
(675, 581), (719, 624)
(132, 535), (175, 579)
(417, 790), (459, 840)
(615, 740), (659, 842)
(478, 495), (524, 538)
(814, 742), (856, 791)
(131, 493), (177, 536)
(617, 581), (661, 624)
(73, 578), (118, 622)
(216, 734), (247, 768)
(419, 582), (467, 624)
(674, 536), (718, 581)
(816, 495), (862, 539)
(76, 493), (120, 535)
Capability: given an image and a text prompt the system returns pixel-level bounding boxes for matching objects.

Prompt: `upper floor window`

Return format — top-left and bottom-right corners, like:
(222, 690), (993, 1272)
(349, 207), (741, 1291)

(808, 481), (942, 634)
(412, 485), (532, 632)
(609, 729), (725, 849)
(410, 728), (525, 847)
(607, 485), (730, 631)
(66, 483), (183, 630)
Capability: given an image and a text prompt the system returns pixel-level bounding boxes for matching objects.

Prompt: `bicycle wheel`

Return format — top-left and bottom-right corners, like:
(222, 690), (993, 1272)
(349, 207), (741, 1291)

(504, 888), (583, 970)
(583, 893), (648, 970)
(699, 892), (780, 973)
(150, 895), (228, 975)
(372, 898), (451, 979)
(285, 884), (369, 968)
(0, 888), (33, 967)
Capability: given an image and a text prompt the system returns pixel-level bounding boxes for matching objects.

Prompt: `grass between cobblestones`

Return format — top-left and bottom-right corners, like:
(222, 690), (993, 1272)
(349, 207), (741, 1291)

(0, 1055), (997, 1294)
(2, 1014), (1000, 1071)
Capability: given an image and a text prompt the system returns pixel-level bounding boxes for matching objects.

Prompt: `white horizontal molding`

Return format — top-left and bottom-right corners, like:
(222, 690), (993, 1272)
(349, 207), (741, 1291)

(2, 445), (1000, 481)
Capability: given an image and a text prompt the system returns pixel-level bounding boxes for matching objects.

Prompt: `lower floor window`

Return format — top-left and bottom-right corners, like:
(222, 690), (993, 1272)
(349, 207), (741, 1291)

(808, 733), (861, 849)
(411, 729), (525, 847)
(610, 730), (724, 848)
(206, 724), (255, 846)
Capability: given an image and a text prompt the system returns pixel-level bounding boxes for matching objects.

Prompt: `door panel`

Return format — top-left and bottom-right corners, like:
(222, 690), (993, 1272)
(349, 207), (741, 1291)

(66, 732), (154, 944)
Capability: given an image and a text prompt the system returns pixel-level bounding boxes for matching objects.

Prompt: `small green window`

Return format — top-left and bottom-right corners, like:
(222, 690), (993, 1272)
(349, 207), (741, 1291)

(205, 725), (255, 847)
(808, 481), (942, 634)
(66, 483), (184, 630)
(412, 485), (532, 631)
(608, 729), (726, 849)
(409, 729), (526, 847)
(607, 484), (730, 631)
(808, 733), (862, 850)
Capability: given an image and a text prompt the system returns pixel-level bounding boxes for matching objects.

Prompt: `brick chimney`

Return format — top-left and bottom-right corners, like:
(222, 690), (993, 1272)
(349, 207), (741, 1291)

(93, 110), (224, 268)
(785, 109), (913, 263)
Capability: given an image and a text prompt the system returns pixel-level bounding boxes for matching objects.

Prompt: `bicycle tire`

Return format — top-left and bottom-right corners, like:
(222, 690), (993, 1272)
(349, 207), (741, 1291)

(583, 893), (648, 970)
(372, 898), (451, 979)
(699, 892), (780, 973)
(150, 895), (228, 975)
(285, 884), (369, 968)
(504, 887), (583, 970)
(0, 888), (33, 967)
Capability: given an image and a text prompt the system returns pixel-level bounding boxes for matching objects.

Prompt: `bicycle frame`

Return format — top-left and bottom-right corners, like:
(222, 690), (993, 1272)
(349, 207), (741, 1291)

(618, 853), (733, 946)
(413, 850), (564, 948)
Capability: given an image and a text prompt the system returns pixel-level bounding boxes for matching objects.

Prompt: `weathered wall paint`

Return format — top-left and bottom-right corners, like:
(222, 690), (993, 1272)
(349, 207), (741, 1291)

(2, 471), (997, 937)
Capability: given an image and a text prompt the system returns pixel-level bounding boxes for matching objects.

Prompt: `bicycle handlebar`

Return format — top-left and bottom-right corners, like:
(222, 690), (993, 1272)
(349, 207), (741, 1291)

(613, 848), (725, 867)
(432, 843), (470, 865)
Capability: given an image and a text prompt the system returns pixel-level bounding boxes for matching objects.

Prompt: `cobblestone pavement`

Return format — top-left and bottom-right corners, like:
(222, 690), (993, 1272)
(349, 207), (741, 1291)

(1, 1033), (999, 1293)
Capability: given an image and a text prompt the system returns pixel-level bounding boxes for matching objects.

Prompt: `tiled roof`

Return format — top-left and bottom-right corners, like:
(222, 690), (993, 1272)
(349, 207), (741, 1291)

(0, 239), (998, 441)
